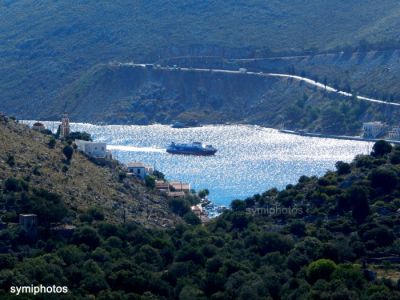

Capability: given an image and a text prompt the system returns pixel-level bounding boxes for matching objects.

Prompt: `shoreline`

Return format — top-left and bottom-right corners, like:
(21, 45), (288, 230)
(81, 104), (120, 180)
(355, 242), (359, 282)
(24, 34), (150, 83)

(22, 119), (400, 145)
(278, 129), (400, 145)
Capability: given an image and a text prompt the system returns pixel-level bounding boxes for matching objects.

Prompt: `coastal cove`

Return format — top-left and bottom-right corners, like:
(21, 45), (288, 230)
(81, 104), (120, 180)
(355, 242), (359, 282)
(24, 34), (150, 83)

(24, 122), (373, 206)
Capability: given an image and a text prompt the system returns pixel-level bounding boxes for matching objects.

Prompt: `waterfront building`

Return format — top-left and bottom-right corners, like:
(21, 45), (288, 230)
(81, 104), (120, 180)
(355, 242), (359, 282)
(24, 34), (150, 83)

(155, 180), (190, 197)
(362, 122), (385, 138)
(126, 162), (153, 180)
(167, 191), (186, 198)
(169, 181), (191, 193)
(155, 180), (170, 192)
(60, 113), (71, 138)
(75, 139), (112, 159)
(388, 127), (400, 141)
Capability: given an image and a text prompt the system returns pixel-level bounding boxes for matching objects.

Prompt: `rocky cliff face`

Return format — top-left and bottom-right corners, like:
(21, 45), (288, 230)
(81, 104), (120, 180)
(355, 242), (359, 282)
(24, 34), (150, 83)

(46, 64), (325, 125)
(160, 50), (400, 102)
(44, 58), (400, 135)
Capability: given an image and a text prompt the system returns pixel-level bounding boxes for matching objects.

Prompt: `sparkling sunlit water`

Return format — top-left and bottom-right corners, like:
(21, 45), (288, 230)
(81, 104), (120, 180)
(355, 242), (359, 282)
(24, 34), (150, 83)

(25, 122), (373, 206)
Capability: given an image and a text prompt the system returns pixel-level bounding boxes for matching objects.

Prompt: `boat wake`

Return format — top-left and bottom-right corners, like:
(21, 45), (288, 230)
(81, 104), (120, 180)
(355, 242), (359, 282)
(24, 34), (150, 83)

(107, 145), (165, 153)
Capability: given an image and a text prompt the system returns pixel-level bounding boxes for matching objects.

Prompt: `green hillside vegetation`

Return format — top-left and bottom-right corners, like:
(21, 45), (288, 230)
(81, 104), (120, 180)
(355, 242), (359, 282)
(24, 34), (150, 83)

(0, 115), (179, 227)
(1, 119), (400, 298)
(1, 1), (400, 120)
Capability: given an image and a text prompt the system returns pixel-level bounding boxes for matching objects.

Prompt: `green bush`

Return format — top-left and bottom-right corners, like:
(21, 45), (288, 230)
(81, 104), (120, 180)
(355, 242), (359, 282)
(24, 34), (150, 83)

(48, 137), (56, 149)
(4, 178), (27, 192)
(307, 259), (337, 283)
(72, 226), (101, 249)
(145, 176), (156, 188)
(168, 198), (191, 216)
(63, 145), (74, 161)
(335, 161), (351, 175)
(183, 212), (201, 225)
(6, 155), (15, 167)
(369, 167), (398, 193)
(371, 140), (392, 157)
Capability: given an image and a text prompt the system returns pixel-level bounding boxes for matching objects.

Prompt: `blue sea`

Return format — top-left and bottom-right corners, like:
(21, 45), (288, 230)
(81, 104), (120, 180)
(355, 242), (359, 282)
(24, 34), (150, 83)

(25, 122), (372, 206)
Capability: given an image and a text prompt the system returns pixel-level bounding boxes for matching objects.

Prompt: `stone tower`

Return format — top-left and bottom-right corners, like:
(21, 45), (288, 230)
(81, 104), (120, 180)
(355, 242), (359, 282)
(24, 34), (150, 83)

(60, 113), (71, 138)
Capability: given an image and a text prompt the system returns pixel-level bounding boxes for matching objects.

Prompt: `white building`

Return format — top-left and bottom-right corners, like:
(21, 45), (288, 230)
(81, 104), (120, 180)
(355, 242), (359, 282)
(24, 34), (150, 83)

(126, 162), (153, 180)
(75, 139), (111, 159)
(362, 122), (385, 138)
(191, 205), (203, 217)
(388, 127), (400, 140)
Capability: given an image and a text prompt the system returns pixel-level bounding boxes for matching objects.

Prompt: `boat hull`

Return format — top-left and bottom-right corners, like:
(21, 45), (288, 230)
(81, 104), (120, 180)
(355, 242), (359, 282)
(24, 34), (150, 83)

(166, 149), (217, 156)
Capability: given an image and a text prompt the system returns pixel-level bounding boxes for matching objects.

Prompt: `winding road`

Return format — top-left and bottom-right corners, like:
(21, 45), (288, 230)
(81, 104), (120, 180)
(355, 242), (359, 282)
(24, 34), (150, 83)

(114, 62), (400, 107)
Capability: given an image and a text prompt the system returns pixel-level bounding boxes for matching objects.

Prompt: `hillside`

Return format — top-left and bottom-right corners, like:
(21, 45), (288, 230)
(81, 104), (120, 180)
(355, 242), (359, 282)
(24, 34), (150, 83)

(46, 63), (400, 135)
(1, 138), (400, 298)
(164, 49), (400, 103)
(0, 115), (179, 228)
(1, 1), (400, 119)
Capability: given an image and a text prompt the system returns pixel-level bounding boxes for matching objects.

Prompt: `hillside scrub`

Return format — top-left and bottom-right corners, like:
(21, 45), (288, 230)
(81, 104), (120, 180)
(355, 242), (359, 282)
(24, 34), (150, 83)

(0, 115), (179, 227)
(1, 131), (400, 298)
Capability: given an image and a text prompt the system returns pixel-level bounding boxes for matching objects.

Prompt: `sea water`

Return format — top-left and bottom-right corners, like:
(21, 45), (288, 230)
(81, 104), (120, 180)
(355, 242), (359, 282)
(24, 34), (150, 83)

(25, 122), (372, 206)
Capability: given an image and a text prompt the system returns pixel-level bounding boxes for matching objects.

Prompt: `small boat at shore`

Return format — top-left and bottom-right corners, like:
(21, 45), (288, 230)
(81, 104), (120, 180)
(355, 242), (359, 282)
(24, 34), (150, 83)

(171, 121), (202, 128)
(166, 142), (217, 156)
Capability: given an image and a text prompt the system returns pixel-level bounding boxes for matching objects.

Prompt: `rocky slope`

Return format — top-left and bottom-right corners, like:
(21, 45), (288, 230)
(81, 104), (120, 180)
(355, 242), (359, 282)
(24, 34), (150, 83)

(45, 62), (400, 135)
(1, 1), (400, 120)
(0, 115), (178, 227)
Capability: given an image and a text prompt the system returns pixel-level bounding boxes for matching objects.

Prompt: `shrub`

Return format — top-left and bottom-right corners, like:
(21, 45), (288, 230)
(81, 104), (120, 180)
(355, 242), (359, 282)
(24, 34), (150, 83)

(371, 140), (392, 157)
(63, 145), (74, 161)
(289, 220), (306, 236)
(348, 186), (370, 223)
(307, 259), (337, 283)
(153, 170), (165, 180)
(362, 227), (394, 247)
(67, 131), (92, 141)
(168, 198), (191, 216)
(145, 176), (156, 188)
(4, 178), (27, 192)
(198, 189), (210, 199)
(369, 167), (398, 193)
(6, 155), (15, 167)
(390, 151), (400, 164)
(72, 226), (101, 249)
(231, 200), (246, 211)
(183, 212), (201, 225)
(335, 161), (351, 175)
(87, 207), (105, 221)
(48, 137), (56, 149)
(118, 172), (126, 182)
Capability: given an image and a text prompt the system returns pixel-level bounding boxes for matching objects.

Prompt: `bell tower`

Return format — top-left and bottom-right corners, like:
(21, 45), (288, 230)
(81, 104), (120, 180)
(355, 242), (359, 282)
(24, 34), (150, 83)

(60, 113), (71, 138)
